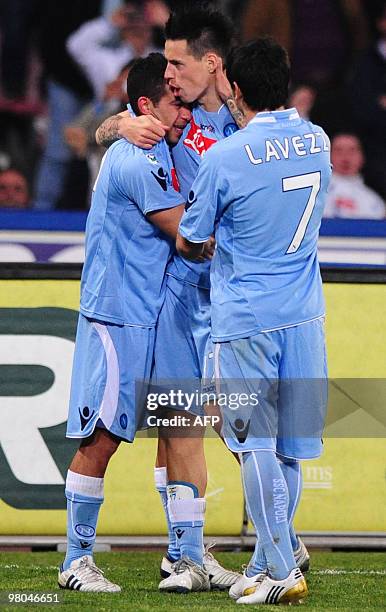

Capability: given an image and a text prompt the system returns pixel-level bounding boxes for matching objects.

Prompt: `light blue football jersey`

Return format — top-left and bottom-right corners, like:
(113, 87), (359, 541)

(80, 138), (184, 326)
(179, 108), (332, 341)
(167, 103), (238, 288)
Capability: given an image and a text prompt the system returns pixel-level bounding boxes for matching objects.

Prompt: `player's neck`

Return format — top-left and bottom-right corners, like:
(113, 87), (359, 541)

(198, 88), (223, 113)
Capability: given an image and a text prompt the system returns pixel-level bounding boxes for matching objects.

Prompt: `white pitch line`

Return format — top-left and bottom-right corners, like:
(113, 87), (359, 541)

(312, 569), (386, 576)
(2, 565), (386, 576)
(206, 487), (224, 498)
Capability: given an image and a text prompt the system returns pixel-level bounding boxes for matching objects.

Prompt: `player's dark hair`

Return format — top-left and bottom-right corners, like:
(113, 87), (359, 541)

(165, 1), (234, 60)
(227, 38), (290, 112)
(127, 53), (168, 116)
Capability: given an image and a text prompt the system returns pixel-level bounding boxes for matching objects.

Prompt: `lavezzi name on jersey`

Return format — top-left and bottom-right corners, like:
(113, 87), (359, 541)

(245, 132), (330, 166)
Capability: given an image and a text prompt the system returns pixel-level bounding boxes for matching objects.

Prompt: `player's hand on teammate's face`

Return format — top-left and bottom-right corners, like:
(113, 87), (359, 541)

(121, 115), (168, 149)
(203, 236), (216, 260)
(215, 57), (232, 103)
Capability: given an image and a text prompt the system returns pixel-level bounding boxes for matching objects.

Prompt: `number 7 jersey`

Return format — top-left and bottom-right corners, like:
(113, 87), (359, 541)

(179, 108), (332, 342)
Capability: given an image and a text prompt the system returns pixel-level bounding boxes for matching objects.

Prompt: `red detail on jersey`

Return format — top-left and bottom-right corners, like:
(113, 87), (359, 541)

(183, 118), (217, 157)
(335, 197), (356, 211)
(171, 168), (180, 192)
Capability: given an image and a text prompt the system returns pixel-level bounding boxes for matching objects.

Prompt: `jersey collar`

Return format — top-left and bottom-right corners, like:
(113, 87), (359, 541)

(249, 108), (300, 125)
(126, 103), (135, 117)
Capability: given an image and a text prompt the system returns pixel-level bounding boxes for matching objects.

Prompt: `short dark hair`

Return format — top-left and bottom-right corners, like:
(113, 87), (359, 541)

(165, 1), (234, 60)
(127, 53), (168, 116)
(227, 38), (290, 112)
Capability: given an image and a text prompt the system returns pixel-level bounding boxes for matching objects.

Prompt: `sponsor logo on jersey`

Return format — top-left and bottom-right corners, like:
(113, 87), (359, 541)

(200, 123), (215, 133)
(184, 118), (217, 157)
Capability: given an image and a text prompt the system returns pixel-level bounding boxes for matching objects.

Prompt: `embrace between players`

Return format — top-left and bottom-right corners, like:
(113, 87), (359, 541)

(59, 3), (331, 605)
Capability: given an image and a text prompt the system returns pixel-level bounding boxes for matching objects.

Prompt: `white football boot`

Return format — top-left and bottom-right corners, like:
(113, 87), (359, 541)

(203, 543), (242, 591)
(58, 555), (121, 592)
(236, 567), (308, 605)
(158, 556), (210, 593)
(229, 569), (266, 600)
(160, 555), (176, 579)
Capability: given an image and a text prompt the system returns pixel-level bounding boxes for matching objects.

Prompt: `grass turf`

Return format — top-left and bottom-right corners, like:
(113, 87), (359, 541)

(0, 551), (385, 611)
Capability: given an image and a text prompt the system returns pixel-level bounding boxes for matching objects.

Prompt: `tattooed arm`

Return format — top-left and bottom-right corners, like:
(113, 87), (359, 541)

(215, 58), (247, 129)
(223, 95), (247, 129)
(96, 111), (168, 149)
(95, 112), (126, 147)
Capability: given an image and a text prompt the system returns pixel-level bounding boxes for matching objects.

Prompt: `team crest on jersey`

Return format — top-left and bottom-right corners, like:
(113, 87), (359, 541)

(146, 153), (159, 165)
(184, 118), (217, 157)
(223, 122), (238, 137)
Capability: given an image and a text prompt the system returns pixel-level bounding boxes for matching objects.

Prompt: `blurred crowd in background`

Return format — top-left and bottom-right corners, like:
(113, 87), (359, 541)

(0, 0), (385, 218)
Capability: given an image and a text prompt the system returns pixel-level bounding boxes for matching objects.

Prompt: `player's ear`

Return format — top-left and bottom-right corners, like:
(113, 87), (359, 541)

(206, 52), (220, 75)
(233, 82), (242, 103)
(137, 96), (152, 115)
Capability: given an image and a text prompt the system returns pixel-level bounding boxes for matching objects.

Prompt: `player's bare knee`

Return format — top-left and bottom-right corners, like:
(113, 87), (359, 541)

(79, 428), (120, 460)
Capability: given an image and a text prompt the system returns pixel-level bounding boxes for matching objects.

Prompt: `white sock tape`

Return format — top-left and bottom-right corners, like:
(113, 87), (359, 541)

(154, 466), (167, 490)
(66, 470), (104, 499)
(168, 498), (206, 525)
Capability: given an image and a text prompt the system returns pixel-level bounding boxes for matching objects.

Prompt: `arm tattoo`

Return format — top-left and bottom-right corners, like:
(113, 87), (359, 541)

(96, 114), (123, 148)
(225, 97), (247, 129)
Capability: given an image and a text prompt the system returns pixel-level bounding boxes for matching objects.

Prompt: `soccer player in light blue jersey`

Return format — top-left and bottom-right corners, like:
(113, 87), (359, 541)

(95, 3), (242, 594)
(177, 39), (331, 605)
(58, 54), (191, 593)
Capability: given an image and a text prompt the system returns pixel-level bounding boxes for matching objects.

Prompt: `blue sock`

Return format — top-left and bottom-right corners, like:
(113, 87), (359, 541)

(167, 481), (206, 567)
(242, 462), (267, 577)
(62, 470), (104, 571)
(241, 451), (296, 580)
(154, 467), (180, 561)
(245, 541), (267, 577)
(279, 459), (302, 550)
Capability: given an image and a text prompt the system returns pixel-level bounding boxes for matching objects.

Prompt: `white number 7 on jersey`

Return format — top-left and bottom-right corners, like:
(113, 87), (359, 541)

(283, 171), (321, 254)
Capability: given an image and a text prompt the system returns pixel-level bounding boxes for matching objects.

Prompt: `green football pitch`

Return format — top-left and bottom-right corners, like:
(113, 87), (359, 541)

(0, 551), (385, 611)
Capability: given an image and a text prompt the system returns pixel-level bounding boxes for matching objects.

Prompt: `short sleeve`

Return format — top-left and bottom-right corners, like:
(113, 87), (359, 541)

(116, 149), (184, 215)
(179, 147), (227, 243)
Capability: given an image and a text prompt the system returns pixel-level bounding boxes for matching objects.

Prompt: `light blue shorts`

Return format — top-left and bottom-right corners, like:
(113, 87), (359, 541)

(151, 275), (210, 413)
(67, 314), (155, 443)
(212, 318), (328, 459)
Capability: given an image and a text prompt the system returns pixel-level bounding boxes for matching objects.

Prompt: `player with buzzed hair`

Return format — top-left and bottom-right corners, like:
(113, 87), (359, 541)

(96, 1), (243, 594)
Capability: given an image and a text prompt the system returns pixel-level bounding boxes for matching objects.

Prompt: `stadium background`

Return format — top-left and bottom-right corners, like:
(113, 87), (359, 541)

(0, 3), (385, 606)
(0, 265), (385, 546)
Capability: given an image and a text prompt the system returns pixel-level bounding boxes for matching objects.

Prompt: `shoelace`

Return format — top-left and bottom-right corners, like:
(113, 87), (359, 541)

(77, 559), (107, 583)
(204, 542), (240, 576)
(172, 557), (196, 575)
(203, 540), (219, 564)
